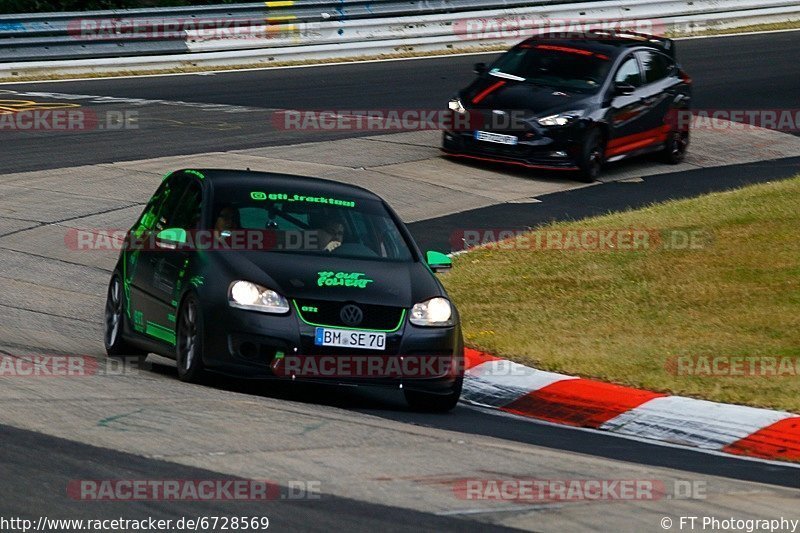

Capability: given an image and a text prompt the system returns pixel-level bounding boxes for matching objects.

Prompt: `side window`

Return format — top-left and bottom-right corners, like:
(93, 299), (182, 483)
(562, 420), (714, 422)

(153, 175), (189, 233)
(135, 182), (167, 233)
(167, 181), (203, 230)
(614, 57), (643, 87)
(132, 175), (187, 235)
(639, 51), (674, 84)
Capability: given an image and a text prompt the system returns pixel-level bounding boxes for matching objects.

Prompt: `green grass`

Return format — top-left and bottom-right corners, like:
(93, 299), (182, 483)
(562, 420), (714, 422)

(443, 176), (800, 413)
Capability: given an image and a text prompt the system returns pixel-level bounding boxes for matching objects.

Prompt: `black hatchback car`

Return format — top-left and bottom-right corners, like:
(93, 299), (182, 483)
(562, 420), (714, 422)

(442, 30), (693, 181)
(104, 169), (464, 411)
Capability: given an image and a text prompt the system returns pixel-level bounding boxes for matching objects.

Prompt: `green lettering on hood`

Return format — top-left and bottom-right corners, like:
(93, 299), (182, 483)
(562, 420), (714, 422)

(317, 271), (374, 289)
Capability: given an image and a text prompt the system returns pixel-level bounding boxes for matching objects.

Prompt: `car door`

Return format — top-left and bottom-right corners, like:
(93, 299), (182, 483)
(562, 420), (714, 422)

(145, 177), (204, 344)
(605, 53), (650, 159)
(128, 172), (191, 344)
(635, 49), (682, 144)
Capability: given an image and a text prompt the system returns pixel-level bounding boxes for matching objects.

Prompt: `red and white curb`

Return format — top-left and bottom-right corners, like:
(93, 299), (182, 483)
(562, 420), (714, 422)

(462, 349), (800, 463)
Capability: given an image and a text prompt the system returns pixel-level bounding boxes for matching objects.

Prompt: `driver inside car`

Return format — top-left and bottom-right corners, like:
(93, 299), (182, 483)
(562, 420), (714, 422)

(318, 220), (345, 252)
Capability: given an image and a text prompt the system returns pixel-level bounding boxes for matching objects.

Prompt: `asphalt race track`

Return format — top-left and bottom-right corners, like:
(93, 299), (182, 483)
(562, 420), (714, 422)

(1, 31), (799, 174)
(1, 31), (799, 531)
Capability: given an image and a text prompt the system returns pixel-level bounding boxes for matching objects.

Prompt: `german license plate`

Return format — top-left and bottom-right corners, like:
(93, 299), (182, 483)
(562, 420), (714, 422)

(314, 328), (386, 350)
(474, 130), (518, 145)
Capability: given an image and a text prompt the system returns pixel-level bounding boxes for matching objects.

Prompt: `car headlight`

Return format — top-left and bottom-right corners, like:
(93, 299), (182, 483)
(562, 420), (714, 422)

(537, 110), (585, 127)
(228, 281), (290, 314)
(410, 297), (454, 326)
(448, 98), (466, 115)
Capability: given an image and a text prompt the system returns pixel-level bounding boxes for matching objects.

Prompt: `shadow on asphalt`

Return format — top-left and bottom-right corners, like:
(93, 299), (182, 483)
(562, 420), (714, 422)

(142, 359), (800, 490)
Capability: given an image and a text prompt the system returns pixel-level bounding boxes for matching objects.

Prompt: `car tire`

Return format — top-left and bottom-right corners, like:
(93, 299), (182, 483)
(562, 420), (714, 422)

(104, 275), (147, 361)
(404, 378), (463, 413)
(576, 129), (604, 183)
(176, 294), (206, 383)
(661, 127), (689, 164)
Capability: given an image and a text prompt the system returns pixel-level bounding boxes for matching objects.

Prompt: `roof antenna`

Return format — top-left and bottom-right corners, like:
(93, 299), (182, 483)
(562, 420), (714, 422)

(247, 167), (251, 171)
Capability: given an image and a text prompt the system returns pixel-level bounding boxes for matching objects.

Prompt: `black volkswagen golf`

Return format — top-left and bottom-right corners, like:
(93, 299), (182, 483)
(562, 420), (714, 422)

(104, 169), (463, 411)
(442, 30), (693, 181)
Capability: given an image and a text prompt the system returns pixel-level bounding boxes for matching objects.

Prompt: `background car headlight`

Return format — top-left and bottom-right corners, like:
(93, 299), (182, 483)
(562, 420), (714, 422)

(410, 297), (454, 326)
(229, 281), (290, 314)
(537, 110), (585, 127)
(448, 98), (466, 114)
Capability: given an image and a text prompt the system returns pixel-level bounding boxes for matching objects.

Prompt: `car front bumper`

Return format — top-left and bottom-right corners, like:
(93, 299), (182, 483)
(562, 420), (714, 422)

(201, 303), (464, 392)
(441, 127), (583, 171)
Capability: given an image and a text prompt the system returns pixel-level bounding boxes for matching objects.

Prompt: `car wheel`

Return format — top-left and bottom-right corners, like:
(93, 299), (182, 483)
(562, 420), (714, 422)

(662, 127), (689, 164)
(576, 129), (604, 183)
(404, 378), (463, 413)
(104, 275), (147, 360)
(176, 294), (206, 383)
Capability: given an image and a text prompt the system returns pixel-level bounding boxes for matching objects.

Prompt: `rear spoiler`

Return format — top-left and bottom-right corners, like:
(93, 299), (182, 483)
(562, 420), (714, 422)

(583, 29), (676, 59)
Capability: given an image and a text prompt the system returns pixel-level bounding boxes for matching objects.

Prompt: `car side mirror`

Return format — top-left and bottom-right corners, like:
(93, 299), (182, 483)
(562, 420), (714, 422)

(474, 62), (487, 74)
(156, 228), (187, 249)
(426, 251), (452, 272)
(614, 82), (636, 96)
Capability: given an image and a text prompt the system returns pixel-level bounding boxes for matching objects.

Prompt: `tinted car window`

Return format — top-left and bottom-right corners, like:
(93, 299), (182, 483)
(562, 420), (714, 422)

(210, 186), (414, 262)
(639, 51), (674, 84)
(168, 181), (203, 230)
(134, 174), (188, 234)
(614, 57), (643, 87)
(490, 44), (613, 92)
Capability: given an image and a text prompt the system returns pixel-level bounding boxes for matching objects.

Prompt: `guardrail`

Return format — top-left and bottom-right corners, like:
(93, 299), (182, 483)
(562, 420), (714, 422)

(1, 0), (798, 76)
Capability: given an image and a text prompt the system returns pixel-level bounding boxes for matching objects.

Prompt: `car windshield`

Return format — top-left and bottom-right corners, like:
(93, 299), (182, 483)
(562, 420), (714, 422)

(489, 44), (613, 92)
(210, 185), (414, 262)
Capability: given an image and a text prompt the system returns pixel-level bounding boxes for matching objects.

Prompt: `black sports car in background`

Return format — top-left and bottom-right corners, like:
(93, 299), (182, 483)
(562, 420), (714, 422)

(104, 169), (463, 411)
(442, 30), (693, 181)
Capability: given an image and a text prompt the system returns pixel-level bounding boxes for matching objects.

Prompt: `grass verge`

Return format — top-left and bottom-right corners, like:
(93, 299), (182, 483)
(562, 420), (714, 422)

(443, 176), (800, 413)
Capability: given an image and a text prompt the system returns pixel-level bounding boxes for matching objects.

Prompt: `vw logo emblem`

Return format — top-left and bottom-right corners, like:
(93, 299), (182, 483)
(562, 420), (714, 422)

(340, 305), (363, 327)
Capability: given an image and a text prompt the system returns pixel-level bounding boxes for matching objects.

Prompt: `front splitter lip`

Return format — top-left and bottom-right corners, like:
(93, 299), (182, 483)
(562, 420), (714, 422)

(442, 150), (579, 171)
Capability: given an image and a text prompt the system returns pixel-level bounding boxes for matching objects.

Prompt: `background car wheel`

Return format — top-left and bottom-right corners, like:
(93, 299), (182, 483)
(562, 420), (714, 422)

(577, 129), (604, 183)
(404, 378), (463, 413)
(176, 294), (206, 383)
(662, 128), (690, 164)
(104, 275), (147, 361)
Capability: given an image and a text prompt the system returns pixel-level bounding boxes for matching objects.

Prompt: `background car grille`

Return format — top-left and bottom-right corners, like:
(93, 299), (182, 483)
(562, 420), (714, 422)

(294, 299), (405, 331)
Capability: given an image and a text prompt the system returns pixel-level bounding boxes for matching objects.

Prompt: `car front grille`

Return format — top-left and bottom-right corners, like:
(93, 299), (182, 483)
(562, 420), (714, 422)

(294, 299), (406, 332)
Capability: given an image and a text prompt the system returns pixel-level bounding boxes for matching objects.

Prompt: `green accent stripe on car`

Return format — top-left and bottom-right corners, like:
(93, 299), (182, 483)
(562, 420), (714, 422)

(185, 170), (206, 180)
(145, 321), (176, 346)
(292, 301), (406, 333)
